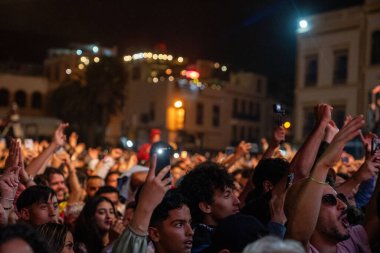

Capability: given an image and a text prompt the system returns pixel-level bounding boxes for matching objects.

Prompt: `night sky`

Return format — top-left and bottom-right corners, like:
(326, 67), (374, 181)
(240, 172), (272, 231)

(0, 0), (363, 102)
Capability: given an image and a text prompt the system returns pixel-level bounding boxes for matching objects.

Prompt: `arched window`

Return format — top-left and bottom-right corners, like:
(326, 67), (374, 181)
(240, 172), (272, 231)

(15, 90), (27, 108)
(0, 88), (10, 107)
(31, 91), (43, 109)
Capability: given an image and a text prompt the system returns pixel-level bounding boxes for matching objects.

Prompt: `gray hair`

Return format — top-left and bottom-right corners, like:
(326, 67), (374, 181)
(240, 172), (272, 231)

(242, 236), (305, 253)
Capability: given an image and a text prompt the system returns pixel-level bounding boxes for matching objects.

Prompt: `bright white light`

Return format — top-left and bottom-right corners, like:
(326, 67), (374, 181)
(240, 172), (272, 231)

(299, 20), (308, 29)
(94, 57), (100, 63)
(168, 76), (174, 82)
(66, 69), (72, 75)
(153, 54), (158, 60)
(168, 55), (173, 61)
(178, 57), (184, 63)
(76, 49), (82, 55)
(80, 56), (87, 62)
(157, 148), (163, 155)
(126, 140), (133, 148)
(92, 46), (99, 53)
(221, 66), (227, 72)
(174, 100), (183, 108)
(124, 55), (132, 62)
(173, 153), (180, 159)
(78, 64), (85, 70)
(133, 53), (144, 60)
(153, 77), (159, 83)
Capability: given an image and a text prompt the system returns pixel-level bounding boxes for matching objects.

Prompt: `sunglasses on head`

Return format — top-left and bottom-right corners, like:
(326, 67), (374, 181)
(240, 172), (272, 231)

(321, 193), (348, 206)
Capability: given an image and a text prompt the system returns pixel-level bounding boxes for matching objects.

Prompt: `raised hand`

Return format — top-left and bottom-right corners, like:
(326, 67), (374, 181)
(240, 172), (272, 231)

(270, 126), (286, 147)
(324, 120), (339, 143)
(318, 115), (365, 169)
(314, 103), (333, 126)
(52, 123), (69, 148)
(235, 141), (252, 158)
(353, 150), (380, 183)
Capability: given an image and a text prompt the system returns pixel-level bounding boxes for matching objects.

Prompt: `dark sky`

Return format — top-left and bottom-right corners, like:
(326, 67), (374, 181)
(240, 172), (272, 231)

(0, 0), (363, 100)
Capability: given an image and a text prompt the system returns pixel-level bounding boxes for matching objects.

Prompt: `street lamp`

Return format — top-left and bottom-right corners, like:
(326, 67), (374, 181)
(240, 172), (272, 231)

(297, 19), (310, 33)
(174, 100), (183, 108)
(299, 20), (308, 29)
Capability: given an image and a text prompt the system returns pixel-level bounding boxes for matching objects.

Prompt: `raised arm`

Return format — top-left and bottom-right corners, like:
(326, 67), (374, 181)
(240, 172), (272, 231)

(112, 155), (171, 253)
(290, 104), (332, 182)
(262, 126), (286, 159)
(26, 123), (68, 176)
(285, 115), (364, 248)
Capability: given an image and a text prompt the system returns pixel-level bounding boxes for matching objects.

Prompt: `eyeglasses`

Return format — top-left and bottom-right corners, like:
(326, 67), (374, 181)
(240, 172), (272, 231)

(321, 193), (348, 206)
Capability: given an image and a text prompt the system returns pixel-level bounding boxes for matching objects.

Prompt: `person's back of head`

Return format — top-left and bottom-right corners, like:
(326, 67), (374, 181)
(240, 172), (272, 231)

(178, 161), (235, 224)
(148, 189), (193, 253)
(242, 236), (305, 253)
(251, 158), (289, 196)
(0, 223), (50, 253)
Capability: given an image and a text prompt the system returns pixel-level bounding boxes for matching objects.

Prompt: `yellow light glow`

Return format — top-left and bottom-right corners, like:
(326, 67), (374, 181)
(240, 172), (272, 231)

(180, 70), (186, 76)
(153, 77), (159, 83)
(165, 69), (172, 75)
(153, 54), (158, 60)
(94, 57), (100, 63)
(178, 57), (184, 63)
(78, 64), (85, 70)
(168, 55), (173, 61)
(214, 62), (220, 68)
(221, 66), (227, 72)
(123, 55), (132, 62)
(284, 121), (291, 129)
(147, 52), (153, 58)
(168, 76), (174, 81)
(163, 54), (168, 60)
(174, 100), (183, 108)
(66, 69), (72, 75)
(80, 56), (87, 63)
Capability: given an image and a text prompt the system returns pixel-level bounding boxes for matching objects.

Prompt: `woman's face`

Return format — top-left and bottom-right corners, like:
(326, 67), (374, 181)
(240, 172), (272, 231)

(61, 231), (74, 253)
(94, 201), (115, 232)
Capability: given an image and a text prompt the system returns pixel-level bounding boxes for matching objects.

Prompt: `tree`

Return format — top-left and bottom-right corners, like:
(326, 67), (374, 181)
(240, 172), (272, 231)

(48, 57), (126, 146)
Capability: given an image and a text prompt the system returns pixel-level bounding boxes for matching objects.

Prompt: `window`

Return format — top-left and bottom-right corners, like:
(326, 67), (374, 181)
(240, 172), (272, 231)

(253, 103), (261, 121)
(196, 103), (204, 125)
(15, 90), (27, 108)
(333, 49), (348, 84)
(241, 100), (246, 115)
(332, 105), (346, 128)
(371, 31), (380, 65)
(0, 88), (10, 107)
(302, 107), (315, 138)
(212, 105), (220, 127)
(240, 126), (245, 140)
(232, 98), (238, 116)
(249, 101), (253, 116)
(305, 54), (318, 86)
(31, 92), (43, 109)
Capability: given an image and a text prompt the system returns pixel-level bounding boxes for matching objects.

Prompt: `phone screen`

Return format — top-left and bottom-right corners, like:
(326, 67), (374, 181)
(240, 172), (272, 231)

(150, 141), (172, 179)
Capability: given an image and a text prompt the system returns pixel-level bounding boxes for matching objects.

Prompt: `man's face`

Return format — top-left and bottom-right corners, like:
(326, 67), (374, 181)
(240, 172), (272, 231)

(21, 195), (59, 227)
(86, 178), (104, 198)
(151, 205), (193, 253)
(106, 174), (119, 188)
(209, 187), (240, 223)
(315, 186), (350, 242)
(48, 174), (67, 202)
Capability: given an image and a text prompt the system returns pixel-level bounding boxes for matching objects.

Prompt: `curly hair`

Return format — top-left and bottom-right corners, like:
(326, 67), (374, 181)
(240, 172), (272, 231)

(178, 161), (234, 224)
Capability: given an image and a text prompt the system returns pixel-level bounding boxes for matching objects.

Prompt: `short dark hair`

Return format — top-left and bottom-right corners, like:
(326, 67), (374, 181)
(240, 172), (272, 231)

(16, 185), (56, 211)
(95, 185), (119, 197)
(105, 171), (120, 182)
(87, 175), (104, 182)
(178, 162), (234, 224)
(0, 223), (49, 253)
(44, 167), (65, 182)
(252, 158), (289, 194)
(150, 189), (188, 227)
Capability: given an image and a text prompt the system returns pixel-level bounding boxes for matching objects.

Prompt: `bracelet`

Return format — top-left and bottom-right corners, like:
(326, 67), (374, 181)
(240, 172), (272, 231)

(308, 176), (329, 185)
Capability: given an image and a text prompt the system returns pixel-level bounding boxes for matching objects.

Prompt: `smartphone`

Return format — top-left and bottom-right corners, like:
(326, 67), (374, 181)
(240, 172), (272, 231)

(150, 141), (172, 179)
(24, 138), (34, 150)
(225, 146), (235, 155)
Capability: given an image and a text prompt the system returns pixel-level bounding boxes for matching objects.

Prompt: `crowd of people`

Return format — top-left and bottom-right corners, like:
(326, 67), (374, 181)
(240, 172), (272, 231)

(0, 103), (379, 253)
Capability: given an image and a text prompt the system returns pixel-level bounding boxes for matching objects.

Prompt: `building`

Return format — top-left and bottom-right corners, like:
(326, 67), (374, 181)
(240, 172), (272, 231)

(294, 0), (380, 143)
(0, 62), (59, 138)
(114, 51), (272, 151)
